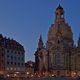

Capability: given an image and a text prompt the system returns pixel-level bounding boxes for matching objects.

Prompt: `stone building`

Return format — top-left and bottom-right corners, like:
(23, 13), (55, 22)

(34, 5), (80, 77)
(25, 60), (34, 77)
(0, 34), (25, 77)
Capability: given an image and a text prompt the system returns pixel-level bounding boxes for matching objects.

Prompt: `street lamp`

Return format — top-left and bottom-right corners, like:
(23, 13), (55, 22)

(7, 74), (10, 77)
(27, 72), (29, 75)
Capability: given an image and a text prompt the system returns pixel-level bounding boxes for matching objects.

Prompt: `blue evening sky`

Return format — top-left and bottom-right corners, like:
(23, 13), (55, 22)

(0, 0), (80, 62)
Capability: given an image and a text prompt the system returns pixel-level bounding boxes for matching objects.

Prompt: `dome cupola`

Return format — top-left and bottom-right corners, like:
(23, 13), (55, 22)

(56, 4), (63, 10)
(47, 4), (73, 48)
(55, 4), (65, 24)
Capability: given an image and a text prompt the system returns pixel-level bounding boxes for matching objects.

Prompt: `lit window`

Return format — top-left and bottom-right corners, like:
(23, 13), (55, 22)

(14, 68), (16, 70)
(10, 67), (13, 70)
(27, 72), (29, 75)
(7, 74), (10, 77)
(14, 74), (16, 77)
(18, 67), (20, 70)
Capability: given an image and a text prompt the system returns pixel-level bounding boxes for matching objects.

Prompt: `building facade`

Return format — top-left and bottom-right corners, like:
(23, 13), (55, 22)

(34, 5), (80, 77)
(0, 34), (25, 77)
(25, 60), (34, 77)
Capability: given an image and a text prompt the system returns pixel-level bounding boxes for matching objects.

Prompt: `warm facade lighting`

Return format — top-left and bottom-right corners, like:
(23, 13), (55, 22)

(7, 74), (10, 77)
(27, 72), (29, 75)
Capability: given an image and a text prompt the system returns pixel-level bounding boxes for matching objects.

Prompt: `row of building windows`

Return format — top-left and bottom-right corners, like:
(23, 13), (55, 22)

(7, 61), (24, 66)
(6, 67), (24, 71)
(7, 50), (23, 55)
(0, 49), (24, 55)
(7, 55), (24, 61)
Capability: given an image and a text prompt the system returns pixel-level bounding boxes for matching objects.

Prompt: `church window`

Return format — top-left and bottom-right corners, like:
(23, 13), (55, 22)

(55, 50), (61, 65)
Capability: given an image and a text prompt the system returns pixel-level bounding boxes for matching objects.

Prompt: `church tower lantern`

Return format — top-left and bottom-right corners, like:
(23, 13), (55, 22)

(55, 4), (65, 24)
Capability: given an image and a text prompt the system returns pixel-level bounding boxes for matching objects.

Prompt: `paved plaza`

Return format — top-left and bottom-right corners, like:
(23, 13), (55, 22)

(30, 77), (80, 80)
(1, 77), (80, 80)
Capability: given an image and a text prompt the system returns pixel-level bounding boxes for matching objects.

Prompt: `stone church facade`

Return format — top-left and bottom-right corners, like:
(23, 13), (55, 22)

(34, 5), (80, 77)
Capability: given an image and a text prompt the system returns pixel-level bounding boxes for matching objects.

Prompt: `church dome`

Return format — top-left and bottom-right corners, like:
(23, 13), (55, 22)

(59, 23), (73, 40)
(48, 23), (73, 42)
(48, 5), (73, 44)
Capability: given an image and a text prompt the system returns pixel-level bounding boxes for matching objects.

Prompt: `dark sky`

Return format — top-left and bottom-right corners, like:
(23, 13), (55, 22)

(0, 0), (80, 62)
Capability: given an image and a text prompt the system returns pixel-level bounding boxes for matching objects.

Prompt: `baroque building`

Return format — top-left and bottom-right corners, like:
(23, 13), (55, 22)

(34, 5), (80, 77)
(0, 34), (25, 77)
